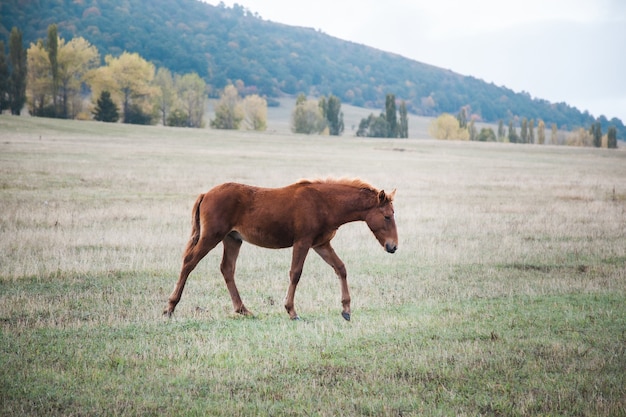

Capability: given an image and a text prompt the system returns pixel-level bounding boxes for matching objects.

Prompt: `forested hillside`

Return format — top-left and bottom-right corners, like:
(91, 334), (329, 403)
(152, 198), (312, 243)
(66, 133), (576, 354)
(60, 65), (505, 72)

(1, 0), (623, 137)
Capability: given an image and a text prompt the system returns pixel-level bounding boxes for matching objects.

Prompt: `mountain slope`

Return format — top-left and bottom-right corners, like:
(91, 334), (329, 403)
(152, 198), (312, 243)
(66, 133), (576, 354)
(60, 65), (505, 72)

(1, 0), (623, 137)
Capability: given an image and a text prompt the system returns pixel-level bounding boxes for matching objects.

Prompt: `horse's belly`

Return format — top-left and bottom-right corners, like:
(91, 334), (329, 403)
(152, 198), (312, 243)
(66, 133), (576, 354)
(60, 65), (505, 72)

(235, 227), (293, 249)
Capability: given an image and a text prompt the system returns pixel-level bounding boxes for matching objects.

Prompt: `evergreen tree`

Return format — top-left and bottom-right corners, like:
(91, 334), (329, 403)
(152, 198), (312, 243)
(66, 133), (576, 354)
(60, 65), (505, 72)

(8, 27), (27, 115)
(0, 41), (9, 112)
(497, 120), (505, 141)
(607, 126), (617, 149)
(47, 24), (60, 117)
(592, 122), (602, 148)
(398, 100), (408, 138)
(477, 127), (496, 142)
(529, 119), (535, 144)
(385, 93), (397, 138)
(457, 108), (468, 129)
(468, 119), (477, 141)
(319, 94), (344, 136)
(92, 90), (119, 122)
(520, 118), (528, 143)
(357, 113), (389, 138)
(508, 120), (518, 143)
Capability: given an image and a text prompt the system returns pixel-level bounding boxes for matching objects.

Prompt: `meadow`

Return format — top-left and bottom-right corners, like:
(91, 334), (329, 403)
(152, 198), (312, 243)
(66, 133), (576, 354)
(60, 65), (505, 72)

(1, 115), (625, 416)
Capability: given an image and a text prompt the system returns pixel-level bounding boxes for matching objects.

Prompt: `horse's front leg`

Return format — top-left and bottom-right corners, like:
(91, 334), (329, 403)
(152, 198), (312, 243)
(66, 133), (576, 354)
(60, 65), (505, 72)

(314, 242), (351, 321)
(284, 242), (310, 320)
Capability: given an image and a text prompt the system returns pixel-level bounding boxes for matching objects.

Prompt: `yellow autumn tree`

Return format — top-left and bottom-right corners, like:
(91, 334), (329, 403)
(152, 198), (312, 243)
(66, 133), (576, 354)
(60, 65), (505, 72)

(87, 52), (156, 124)
(176, 72), (206, 128)
(26, 36), (98, 118)
(243, 94), (267, 131)
(211, 84), (244, 129)
(428, 113), (469, 140)
(57, 37), (99, 118)
(26, 40), (51, 115)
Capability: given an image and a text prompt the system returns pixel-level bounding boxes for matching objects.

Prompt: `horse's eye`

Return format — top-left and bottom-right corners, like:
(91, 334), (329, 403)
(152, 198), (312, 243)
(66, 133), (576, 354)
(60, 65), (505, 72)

(384, 215), (391, 222)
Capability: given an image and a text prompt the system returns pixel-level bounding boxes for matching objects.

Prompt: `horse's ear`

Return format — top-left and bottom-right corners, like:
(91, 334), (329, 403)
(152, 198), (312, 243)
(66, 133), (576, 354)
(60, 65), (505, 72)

(378, 189), (396, 205)
(378, 190), (389, 206)
(378, 190), (387, 205)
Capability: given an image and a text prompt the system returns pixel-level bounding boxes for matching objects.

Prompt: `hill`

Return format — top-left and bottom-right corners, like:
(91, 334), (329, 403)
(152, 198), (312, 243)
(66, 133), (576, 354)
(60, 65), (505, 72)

(0, 0), (624, 138)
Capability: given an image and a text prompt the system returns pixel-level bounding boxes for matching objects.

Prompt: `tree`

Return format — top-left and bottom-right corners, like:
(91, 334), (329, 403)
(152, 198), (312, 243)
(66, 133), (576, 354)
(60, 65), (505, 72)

(26, 40), (52, 116)
(428, 113), (469, 140)
(457, 107), (468, 129)
(567, 127), (593, 147)
(356, 94), (406, 138)
(57, 37), (99, 118)
(398, 100), (408, 138)
(357, 113), (389, 138)
(291, 97), (325, 134)
(520, 118), (528, 143)
(592, 122), (602, 148)
(9, 27), (27, 115)
(508, 120), (518, 143)
(177, 72), (206, 128)
(92, 90), (119, 122)
(167, 108), (188, 127)
(607, 126), (618, 149)
(47, 24), (60, 116)
(153, 67), (175, 125)
(243, 94), (267, 131)
(88, 52), (156, 124)
(537, 120), (546, 145)
(27, 35), (98, 119)
(211, 84), (243, 129)
(497, 120), (505, 141)
(476, 127), (496, 142)
(319, 94), (344, 136)
(385, 94), (398, 138)
(529, 119), (535, 144)
(551, 123), (558, 145)
(468, 119), (477, 141)
(0, 41), (9, 112)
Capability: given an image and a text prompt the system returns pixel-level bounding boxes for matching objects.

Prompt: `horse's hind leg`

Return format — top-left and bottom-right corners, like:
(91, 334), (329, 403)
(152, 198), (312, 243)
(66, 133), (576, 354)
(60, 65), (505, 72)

(220, 232), (251, 315)
(164, 234), (221, 316)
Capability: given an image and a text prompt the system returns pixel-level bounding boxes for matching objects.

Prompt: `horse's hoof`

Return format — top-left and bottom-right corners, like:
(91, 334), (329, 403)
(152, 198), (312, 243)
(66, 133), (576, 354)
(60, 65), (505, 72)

(163, 310), (173, 318)
(291, 315), (301, 321)
(341, 312), (351, 321)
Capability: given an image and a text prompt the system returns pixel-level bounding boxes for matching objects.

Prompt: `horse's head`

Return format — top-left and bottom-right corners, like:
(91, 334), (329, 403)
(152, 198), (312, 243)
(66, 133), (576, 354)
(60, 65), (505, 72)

(365, 189), (398, 254)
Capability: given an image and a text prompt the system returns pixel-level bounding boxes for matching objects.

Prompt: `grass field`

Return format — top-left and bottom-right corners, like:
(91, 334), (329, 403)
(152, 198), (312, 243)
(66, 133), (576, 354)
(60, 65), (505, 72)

(1, 115), (625, 416)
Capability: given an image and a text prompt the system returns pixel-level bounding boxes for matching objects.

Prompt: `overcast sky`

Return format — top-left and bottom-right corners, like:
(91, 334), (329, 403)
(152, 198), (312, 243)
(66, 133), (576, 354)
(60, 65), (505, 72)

(204, 0), (626, 122)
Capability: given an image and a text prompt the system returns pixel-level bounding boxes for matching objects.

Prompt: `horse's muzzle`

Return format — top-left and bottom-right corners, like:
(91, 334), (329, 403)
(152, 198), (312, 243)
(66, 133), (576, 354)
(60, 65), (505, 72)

(385, 242), (397, 254)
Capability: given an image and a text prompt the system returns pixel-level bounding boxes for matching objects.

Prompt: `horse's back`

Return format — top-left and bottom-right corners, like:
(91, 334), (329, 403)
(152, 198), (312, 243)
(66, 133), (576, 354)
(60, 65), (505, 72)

(202, 182), (312, 249)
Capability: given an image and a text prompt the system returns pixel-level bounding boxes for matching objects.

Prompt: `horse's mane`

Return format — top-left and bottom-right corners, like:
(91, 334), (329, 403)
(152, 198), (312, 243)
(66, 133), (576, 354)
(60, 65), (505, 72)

(297, 177), (379, 193)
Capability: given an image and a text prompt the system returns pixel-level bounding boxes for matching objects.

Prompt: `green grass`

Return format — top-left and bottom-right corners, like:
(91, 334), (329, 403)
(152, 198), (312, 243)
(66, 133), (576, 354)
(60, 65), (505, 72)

(1, 115), (625, 416)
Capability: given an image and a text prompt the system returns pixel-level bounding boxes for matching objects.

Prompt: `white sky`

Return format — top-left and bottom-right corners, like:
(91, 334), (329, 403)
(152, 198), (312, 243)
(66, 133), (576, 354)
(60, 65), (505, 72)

(204, 0), (626, 122)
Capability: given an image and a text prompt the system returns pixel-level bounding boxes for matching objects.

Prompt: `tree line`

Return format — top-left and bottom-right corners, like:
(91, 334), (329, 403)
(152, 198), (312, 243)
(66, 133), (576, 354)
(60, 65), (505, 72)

(0, 25), (270, 130)
(429, 109), (619, 149)
(356, 94), (409, 138)
(2, 24), (359, 136)
(3, 0), (623, 140)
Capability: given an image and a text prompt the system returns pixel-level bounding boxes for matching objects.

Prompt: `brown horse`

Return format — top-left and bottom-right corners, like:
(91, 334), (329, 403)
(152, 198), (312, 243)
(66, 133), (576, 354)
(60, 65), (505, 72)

(163, 178), (398, 321)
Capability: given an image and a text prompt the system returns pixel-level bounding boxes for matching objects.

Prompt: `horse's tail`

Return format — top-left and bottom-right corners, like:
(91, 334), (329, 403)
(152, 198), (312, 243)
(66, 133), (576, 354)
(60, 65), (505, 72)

(187, 193), (205, 249)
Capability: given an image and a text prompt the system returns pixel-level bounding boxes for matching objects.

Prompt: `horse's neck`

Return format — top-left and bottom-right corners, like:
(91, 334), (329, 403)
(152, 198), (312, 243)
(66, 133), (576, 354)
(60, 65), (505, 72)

(331, 188), (375, 225)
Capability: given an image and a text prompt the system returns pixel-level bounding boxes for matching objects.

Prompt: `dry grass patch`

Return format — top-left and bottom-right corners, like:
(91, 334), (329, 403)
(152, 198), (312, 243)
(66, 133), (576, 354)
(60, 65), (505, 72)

(1, 116), (625, 416)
